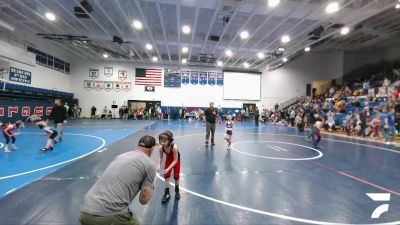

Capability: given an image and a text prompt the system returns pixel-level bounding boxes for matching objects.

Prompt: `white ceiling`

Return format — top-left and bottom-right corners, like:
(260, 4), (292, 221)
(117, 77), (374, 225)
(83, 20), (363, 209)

(0, 0), (399, 71)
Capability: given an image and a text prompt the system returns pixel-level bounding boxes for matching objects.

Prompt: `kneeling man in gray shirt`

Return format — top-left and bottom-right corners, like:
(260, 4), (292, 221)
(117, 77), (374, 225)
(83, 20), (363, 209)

(80, 135), (157, 225)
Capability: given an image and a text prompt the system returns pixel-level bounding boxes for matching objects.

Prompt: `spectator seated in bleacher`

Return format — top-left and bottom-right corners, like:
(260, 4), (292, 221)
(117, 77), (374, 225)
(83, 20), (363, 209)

(325, 110), (335, 132)
(335, 100), (346, 113)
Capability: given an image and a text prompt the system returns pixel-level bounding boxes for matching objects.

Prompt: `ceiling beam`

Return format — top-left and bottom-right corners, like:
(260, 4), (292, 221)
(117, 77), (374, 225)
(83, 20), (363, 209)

(251, 0), (358, 69)
(0, 12), (80, 60)
(70, 0), (133, 60)
(176, 0), (181, 65)
(70, 36), (268, 53)
(318, 1), (396, 51)
(90, 0), (143, 62)
(155, 0), (172, 64)
(199, 0), (223, 54)
(350, 17), (400, 50)
(262, 0), (393, 71)
(113, 0), (153, 62)
(356, 7), (399, 34)
(35, 0), (101, 58)
(233, 0), (361, 68)
(208, 1), (244, 55)
(9, 1), (94, 60)
(133, 0), (163, 63)
(230, 0), (313, 68)
(188, 0), (200, 63)
(221, 7), (280, 66)
(372, 12), (400, 31)
(214, 5), (258, 64)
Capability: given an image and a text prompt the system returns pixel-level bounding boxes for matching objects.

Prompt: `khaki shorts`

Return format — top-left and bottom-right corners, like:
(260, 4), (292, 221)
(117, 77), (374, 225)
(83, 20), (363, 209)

(80, 211), (140, 225)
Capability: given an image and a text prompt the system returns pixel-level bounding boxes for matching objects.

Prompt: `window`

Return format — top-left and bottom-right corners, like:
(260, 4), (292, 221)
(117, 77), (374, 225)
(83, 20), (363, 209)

(35, 54), (40, 63)
(54, 58), (62, 71)
(27, 46), (37, 54)
(65, 63), (70, 74)
(39, 52), (47, 65)
(59, 61), (65, 72)
(47, 55), (54, 68)
(27, 46), (70, 75)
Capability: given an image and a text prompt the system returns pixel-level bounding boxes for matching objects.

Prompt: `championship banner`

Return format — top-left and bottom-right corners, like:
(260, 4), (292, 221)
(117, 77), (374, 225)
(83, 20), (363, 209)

(113, 81), (122, 92)
(118, 70), (128, 80)
(190, 71), (199, 85)
(94, 80), (103, 91)
(181, 71), (190, 85)
(122, 82), (132, 92)
(199, 72), (207, 85)
(207, 72), (216, 86)
(217, 72), (224, 86)
(84, 80), (94, 90)
(89, 68), (99, 79)
(104, 81), (113, 92)
(104, 66), (113, 77)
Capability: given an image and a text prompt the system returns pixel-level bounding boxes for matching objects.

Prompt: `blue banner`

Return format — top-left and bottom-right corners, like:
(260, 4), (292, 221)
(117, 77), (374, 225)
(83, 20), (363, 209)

(181, 71), (190, 85)
(199, 72), (207, 85)
(190, 71), (199, 85)
(0, 99), (53, 122)
(164, 69), (181, 88)
(217, 72), (224, 86)
(9, 67), (31, 84)
(208, 72), (216, 86)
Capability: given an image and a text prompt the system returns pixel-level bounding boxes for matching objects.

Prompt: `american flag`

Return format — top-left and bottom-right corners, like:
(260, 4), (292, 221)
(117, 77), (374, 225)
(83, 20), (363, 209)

(135, 68), (162, 86)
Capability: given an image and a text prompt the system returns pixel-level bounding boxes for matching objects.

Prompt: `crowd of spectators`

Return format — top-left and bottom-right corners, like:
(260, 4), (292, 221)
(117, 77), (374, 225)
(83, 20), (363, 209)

(265, 67), (400, 145)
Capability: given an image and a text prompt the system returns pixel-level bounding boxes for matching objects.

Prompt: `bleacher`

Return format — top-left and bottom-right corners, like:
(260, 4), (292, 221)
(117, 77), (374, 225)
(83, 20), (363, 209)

(0, 81), (74, 99)
(324, 96), (388, 127)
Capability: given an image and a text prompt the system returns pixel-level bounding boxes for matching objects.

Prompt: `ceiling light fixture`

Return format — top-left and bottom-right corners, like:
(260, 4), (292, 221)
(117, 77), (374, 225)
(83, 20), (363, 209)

(304, 47), (311, 52)
(325, 2), (340, 14)
(182, 25), (191, 34)
(182, 58), (187, 64)
(45, 12), (56, 21)
(257, 52), (266, 59)
(340, 26), (350, 35)
(182, 47), (189, 53)
(103, 53), (108, 58)
(145, 43), (153, 50)
(268, 0), (280, 8)
(133, 20), (143, 30)
(240, 31), (249, 39)
(282, 57), (288, 62)
(243, 62), (250, 68)
(217, 61), (223, 67)
(152, 56), (158, 62)
(225, 50), (233, 57)
(281, 35), (290, 43)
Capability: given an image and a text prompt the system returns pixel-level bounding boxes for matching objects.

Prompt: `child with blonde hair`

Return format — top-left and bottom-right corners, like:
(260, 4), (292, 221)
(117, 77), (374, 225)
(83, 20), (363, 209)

(224, 115), (234, 149)
(36, 121), (58, 151)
